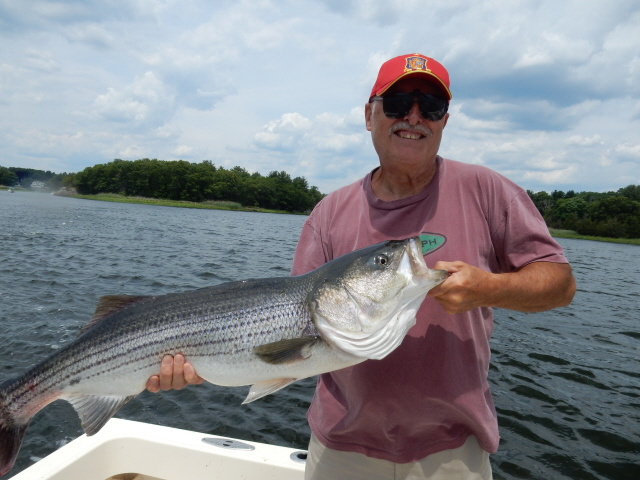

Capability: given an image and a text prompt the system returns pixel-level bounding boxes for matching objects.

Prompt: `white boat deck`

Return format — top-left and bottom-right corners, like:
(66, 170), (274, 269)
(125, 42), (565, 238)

(13, 419), (306, 480)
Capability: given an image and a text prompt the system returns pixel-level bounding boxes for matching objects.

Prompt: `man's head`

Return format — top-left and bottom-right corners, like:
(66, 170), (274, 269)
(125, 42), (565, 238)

(365, 53), (451, 170)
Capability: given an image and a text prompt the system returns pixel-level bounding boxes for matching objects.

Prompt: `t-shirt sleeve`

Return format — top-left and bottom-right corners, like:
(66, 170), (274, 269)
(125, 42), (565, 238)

(493, 189), (569, 272)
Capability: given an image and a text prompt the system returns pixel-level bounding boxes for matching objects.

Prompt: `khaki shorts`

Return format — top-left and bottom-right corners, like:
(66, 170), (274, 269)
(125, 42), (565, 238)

(304, 434), (493, 480)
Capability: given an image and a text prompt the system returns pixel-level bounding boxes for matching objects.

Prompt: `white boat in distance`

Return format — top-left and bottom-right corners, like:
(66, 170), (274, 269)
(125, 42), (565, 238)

(12, 419), (306, 480)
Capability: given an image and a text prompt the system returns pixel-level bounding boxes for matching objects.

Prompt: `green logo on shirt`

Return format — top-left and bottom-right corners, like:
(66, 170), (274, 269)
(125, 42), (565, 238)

(419, 233), (446, 255)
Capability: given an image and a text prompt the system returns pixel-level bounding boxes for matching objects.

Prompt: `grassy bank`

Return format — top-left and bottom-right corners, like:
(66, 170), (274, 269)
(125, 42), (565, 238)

(68, 193), (294, 215)
(63, 194), (639, 244)
(549, 229), (640, 245)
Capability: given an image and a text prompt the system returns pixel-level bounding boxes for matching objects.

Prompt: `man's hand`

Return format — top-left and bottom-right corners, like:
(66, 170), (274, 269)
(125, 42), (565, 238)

(427, 260), (575, 314)
(427, 261), (494, 314)
(146, 354), (205, 392)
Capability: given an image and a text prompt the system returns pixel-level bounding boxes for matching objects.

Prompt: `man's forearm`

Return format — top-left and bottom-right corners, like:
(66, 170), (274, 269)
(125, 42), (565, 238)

(487, 262), (576, 312)
(428, 261), (576, 315)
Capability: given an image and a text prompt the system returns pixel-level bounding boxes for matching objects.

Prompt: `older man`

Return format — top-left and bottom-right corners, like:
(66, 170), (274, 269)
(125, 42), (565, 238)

(149, 53), (575, 480)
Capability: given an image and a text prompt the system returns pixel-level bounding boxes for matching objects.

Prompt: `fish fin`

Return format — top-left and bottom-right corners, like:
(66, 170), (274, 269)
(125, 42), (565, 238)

(253, 337), (319, 365)
(0, 418), (29, 476)
(242, 378), (298, 404)
(65, 394), (135, 436)
(79, 295), (151, 335)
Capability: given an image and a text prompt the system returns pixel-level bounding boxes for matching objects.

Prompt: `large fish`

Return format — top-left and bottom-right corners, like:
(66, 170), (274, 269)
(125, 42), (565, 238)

(0, 237), (447, 476)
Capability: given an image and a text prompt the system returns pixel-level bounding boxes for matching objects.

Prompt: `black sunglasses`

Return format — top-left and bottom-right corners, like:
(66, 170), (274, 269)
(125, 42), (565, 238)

(370, 90), (448, 121)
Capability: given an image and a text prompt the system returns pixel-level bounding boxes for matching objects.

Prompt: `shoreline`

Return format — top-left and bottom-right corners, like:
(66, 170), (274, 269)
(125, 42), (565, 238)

(547, 228), (640, 245)
(69, 194), (640, 245)
(8, 189), (639, 245)
(65, 192), (301, 215)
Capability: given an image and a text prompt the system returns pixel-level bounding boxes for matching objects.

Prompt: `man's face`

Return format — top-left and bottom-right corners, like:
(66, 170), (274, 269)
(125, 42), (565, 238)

(365, 77), (449, 167)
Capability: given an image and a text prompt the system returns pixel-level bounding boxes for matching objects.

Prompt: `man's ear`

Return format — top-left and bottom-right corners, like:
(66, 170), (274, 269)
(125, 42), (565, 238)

(365, 102), (373, 131)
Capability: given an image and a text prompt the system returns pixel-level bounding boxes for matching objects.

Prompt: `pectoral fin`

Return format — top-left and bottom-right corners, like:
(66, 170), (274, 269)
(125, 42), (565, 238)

(242, 378), (298, 404)
(65, 394), (135, 436)
(253, 337), (319, 365)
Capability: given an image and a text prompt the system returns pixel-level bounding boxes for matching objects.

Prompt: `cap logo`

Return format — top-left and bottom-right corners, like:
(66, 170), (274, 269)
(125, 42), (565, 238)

(404, 56), (429, 73)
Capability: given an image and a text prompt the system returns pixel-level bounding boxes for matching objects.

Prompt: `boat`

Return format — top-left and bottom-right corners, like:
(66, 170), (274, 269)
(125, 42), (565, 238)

(11, 418), (306, 480)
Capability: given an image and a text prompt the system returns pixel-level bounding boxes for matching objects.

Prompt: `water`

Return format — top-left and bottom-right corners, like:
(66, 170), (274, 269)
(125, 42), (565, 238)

(1, 192), (638, 479)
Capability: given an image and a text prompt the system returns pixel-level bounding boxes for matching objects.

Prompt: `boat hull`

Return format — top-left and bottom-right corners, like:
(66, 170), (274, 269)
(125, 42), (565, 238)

(11, 419), (306, 480)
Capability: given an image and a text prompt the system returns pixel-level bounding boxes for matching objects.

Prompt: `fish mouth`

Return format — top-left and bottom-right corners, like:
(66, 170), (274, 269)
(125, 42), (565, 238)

(405, 237), (448, 286)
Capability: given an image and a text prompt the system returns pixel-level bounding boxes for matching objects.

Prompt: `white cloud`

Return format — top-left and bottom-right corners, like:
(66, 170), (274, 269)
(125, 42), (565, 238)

(615, 143), (640, 160)
(254, 113), (312, 150)
(93, 71), (175, 126)
(514, 31), (593, 68)
(565, 135), (603, 147)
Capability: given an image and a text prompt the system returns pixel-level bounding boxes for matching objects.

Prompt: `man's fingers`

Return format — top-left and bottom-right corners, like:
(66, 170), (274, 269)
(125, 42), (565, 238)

(184, 362), (205, 385)
(171, 354), (187, 389)
(158, 355), (174, 391)
(146, 375), (160, 393)
(147, 354), (203, 392)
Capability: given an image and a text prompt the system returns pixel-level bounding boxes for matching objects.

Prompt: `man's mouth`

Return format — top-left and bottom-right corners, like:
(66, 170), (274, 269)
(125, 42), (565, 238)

(396, 130), (425, 140)
(390, 122), (431, 140)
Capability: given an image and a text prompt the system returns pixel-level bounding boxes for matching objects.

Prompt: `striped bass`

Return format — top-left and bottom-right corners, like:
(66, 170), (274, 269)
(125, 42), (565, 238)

(0, 237), (447, 476)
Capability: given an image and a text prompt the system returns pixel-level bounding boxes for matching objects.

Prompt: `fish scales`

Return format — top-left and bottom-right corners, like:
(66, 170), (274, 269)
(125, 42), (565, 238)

(4, 276), (318, 414)
(0, 237), (448, 476)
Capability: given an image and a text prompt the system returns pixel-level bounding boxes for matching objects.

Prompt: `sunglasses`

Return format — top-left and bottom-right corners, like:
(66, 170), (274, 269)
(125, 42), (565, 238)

(370, 90), (449, 121)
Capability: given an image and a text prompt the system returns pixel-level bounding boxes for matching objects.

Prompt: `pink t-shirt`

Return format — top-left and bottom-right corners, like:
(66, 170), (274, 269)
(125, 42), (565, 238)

(290, 157), (569, 463)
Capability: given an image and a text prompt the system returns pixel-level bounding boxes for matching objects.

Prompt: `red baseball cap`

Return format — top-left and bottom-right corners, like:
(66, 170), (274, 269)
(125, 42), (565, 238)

(369, 53), (452, 101)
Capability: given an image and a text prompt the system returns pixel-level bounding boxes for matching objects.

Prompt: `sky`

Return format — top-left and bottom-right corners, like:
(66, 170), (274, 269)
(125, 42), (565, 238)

(1, 0), (639, 195)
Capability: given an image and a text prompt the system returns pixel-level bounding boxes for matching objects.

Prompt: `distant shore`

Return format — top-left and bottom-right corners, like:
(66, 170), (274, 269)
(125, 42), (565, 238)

(72, 193), (639, 245)
(70, 193), (640, 245)
(66, 192), (298, 215)
(547, 229), (640, 245)
(5, 188), (639, 245)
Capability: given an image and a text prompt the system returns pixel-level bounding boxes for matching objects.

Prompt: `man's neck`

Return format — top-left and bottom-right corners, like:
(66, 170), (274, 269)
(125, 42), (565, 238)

(370, 159), (438, 201)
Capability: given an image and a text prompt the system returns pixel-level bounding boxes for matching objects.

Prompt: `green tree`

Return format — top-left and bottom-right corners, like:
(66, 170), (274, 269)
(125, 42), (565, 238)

(527, 190), (554, 217)
(618, 185), (640, 202)
(0, 166), (18, 186)
(551, 197), (588, 223)
(580, 196), (640, 238)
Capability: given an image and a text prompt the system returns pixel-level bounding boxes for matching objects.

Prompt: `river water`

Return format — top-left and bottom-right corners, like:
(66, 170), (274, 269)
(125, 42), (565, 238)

(0, 191), (638, 479)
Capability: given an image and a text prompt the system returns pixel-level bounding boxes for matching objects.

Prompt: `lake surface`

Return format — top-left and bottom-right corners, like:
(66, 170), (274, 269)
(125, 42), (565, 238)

(1, 191), (638, 479)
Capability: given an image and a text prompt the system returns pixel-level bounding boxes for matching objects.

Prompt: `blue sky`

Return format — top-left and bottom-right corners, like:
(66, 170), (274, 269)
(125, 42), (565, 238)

(1, 0), (639, 194)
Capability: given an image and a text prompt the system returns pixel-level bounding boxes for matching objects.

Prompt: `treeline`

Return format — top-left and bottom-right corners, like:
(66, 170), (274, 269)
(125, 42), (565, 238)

(4, 162), (639, 237)
(528, 185), (640, 239)
(73, 159), (324, 213)
(0, 166), (71, 191)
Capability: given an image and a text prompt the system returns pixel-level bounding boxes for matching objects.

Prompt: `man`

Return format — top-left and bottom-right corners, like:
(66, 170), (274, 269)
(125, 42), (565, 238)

(148, 53), (576, 479)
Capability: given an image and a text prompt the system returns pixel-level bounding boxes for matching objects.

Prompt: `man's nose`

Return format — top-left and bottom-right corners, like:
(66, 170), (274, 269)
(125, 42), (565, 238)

(404, 101), (423, 124)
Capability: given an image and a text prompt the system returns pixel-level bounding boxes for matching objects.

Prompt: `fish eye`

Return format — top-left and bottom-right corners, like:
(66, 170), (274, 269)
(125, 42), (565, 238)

(375, 254), (390, 267)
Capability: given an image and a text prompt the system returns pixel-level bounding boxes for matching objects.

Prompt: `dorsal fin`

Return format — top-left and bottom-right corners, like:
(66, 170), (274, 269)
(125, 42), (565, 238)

(78, 295), (150, 335)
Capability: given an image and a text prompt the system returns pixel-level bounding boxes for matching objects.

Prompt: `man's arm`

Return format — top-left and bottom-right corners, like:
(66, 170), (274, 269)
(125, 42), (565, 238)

(427, 261), (576, 315)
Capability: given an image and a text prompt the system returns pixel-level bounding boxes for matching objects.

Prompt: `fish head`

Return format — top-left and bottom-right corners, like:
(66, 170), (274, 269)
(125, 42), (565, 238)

(310, 237), (448, 360)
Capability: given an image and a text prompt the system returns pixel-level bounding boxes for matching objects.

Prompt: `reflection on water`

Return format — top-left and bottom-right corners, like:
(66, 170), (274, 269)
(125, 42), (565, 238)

(1, 193), (638, 479)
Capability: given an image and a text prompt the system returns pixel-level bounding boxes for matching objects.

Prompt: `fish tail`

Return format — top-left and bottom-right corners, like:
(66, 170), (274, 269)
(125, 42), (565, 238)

(0, 392), (29, 477)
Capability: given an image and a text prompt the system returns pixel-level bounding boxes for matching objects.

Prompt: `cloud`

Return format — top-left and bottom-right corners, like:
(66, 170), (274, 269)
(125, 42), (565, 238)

(254, 107), (368, 155)
(254, 113), (313, 151)
(93, 71), (175, 127)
